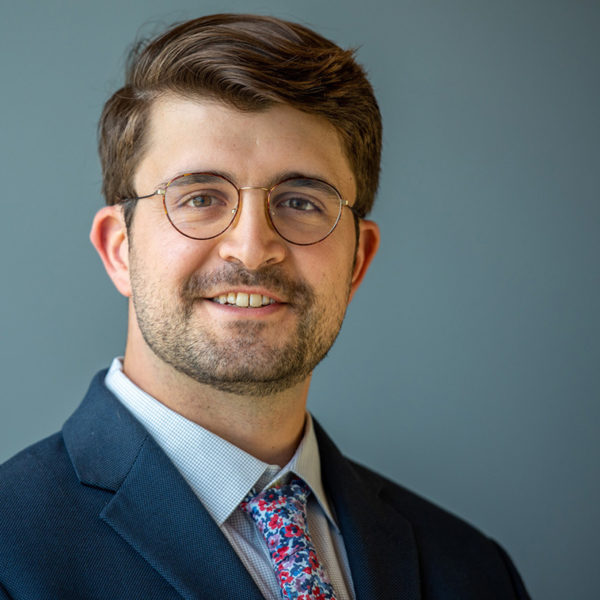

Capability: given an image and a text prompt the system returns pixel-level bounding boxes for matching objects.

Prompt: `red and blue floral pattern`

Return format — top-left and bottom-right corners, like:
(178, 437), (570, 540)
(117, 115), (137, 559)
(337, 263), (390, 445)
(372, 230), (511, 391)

(241, 477), (338, 600)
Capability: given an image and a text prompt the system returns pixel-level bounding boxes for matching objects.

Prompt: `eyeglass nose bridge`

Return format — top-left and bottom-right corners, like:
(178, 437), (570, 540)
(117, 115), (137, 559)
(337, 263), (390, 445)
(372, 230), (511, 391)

(238, 186), (271, 192)
(229, 185), (276, 230)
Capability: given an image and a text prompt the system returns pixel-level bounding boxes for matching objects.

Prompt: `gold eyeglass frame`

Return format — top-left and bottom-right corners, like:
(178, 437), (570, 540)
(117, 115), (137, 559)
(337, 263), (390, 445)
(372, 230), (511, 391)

(121, 171), (360, 246)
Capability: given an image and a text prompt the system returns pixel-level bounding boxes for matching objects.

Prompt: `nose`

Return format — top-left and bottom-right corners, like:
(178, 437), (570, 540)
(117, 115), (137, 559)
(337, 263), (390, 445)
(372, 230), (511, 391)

(217, 187), (287, 270)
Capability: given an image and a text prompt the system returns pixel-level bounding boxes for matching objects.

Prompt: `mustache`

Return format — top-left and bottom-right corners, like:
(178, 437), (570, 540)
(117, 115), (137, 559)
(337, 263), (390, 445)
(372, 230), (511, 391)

(181, 263), (314, 306)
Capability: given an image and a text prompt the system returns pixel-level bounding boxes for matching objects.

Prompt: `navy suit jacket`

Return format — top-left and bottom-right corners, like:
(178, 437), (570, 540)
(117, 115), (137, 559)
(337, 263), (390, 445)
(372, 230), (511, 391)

(0, 372), (530, 599)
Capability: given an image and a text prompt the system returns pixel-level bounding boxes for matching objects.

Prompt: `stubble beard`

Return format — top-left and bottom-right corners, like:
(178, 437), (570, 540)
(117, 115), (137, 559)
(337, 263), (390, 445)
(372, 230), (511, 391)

(130, 258), (350, 396)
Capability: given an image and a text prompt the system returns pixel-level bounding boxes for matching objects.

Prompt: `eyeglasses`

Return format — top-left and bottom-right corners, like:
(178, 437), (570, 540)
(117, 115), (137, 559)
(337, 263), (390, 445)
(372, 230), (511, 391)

(121, 172), (359, 246)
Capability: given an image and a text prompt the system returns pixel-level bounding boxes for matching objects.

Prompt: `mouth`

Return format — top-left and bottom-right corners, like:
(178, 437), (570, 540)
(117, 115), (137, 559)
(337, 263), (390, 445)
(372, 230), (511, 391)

(210, 292), (278, 308)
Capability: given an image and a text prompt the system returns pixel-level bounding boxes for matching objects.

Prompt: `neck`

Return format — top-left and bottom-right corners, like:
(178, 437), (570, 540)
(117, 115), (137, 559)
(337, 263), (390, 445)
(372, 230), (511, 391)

(122, 340), (310, 467)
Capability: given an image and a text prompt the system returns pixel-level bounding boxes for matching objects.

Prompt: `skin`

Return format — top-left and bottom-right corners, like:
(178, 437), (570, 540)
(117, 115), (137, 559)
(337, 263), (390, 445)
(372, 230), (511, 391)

(91, 95), (380, 466)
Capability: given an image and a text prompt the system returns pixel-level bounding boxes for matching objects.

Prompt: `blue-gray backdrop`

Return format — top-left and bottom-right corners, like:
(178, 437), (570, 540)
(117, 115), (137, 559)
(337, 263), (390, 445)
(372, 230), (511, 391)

(1, 1), (598, 598)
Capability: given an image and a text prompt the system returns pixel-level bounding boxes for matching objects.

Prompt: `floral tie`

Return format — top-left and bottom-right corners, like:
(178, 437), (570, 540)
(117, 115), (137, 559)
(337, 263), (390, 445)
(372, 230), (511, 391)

(241, 477), (338, 600)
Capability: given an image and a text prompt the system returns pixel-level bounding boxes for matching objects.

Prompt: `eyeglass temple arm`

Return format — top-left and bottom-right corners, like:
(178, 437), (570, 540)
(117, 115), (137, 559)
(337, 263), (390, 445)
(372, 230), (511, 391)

(344, 200), (362, 219)
(119, 188), (166, 203)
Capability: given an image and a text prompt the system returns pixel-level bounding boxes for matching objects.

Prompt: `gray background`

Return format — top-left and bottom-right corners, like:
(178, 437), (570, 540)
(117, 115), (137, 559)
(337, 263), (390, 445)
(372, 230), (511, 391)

(1, 1), (598, 598)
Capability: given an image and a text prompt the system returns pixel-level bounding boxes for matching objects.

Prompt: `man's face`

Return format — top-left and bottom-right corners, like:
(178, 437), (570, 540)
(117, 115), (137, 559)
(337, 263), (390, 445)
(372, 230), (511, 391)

(123, 95), (368, 396)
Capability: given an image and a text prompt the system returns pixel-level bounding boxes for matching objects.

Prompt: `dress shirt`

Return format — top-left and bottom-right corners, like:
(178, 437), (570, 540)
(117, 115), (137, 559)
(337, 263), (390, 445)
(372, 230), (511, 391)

(105, 358), (355, 600)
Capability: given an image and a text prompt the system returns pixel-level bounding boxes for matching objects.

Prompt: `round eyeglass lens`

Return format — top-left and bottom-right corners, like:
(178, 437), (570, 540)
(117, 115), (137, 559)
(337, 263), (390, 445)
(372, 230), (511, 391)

(164, 173), (239, 240)
(268, 178), (343, 245)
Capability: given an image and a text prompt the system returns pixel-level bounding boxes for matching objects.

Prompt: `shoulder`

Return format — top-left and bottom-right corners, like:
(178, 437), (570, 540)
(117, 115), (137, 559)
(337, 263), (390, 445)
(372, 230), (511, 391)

(347, 460), (530, 598)
(349, 459), (479, 534)
(0, 432), (72, 498)
(0, 434), (78, 569)
(316, 420), (497, 544)
(0, 431), (104, 527)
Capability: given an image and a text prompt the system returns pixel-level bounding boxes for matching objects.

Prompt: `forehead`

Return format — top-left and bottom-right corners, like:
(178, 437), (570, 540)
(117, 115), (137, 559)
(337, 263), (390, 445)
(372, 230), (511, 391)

(135, 95), (355, 197)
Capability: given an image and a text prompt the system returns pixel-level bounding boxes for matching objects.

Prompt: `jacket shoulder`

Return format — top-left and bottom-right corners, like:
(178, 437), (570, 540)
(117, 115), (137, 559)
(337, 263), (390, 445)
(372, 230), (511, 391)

(0, 411), (176, 599)
(0, 431), (104, 528)
(348, 460), (530, 598)
(349, 459), (481, 532)
(0, 432), (73, 497)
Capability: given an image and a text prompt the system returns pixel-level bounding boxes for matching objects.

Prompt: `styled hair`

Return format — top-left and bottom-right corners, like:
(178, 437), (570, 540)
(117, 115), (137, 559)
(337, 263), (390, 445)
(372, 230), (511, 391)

(98, 14), (381, 227)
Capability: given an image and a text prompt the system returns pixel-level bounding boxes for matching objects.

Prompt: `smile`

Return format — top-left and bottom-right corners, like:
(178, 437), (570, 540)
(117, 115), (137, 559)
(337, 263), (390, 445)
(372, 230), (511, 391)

(210, 292), (278, 308)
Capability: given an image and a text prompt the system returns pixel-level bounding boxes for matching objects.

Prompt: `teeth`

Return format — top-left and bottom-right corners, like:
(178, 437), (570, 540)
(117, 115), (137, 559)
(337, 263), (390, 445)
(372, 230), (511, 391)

(249, 294), (263, 307)
(235, 293), (249, 307)
(212, 292), (277, 307)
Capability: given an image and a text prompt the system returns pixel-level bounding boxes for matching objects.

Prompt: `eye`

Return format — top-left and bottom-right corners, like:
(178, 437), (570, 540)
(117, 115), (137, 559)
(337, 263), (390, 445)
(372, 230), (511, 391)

(186, 193), (219, 208)
(275, 194), (322, 213)
(177, 189), (231, 209)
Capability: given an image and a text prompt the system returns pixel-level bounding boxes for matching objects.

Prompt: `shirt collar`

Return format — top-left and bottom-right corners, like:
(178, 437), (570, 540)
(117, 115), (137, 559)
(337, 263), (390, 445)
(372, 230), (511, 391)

(104, 358), (338, 530)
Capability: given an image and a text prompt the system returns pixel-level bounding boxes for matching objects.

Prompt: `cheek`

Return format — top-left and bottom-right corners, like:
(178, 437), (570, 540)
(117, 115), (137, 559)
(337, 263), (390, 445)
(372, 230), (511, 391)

(298, 246), (354, 303)
(133, 224), (218, 279)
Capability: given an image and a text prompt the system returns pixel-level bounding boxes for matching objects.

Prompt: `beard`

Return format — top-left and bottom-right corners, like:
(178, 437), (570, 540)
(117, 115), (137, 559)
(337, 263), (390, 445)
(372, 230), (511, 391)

(129, 258), (350, 396)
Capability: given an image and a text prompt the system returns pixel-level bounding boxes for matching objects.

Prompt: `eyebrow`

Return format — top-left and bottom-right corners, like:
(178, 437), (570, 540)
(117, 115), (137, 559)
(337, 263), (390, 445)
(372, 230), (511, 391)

(167, 173), (228, 187)
(279, 177), (339, 194)
(162, 169), (338, 190)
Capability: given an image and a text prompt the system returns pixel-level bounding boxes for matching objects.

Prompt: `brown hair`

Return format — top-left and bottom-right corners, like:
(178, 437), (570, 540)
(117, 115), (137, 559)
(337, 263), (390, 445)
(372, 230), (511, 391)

(98, 14), (381, 227)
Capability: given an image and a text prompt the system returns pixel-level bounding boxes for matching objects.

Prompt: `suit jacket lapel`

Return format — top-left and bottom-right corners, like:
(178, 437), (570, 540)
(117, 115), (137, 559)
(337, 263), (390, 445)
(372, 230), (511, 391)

(63, 373), (263, 600)
(101, 435), (264, 600)
(315, 421), (422, 600)
(64, 373), (421, 599)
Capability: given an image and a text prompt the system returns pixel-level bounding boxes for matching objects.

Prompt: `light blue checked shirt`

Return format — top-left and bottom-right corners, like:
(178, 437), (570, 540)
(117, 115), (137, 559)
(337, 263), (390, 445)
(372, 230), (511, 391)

(105, 358), (355, 600)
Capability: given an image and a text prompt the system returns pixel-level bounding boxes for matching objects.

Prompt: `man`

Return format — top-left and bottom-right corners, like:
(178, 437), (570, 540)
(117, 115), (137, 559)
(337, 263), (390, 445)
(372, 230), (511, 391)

(0, 14), (529, 600)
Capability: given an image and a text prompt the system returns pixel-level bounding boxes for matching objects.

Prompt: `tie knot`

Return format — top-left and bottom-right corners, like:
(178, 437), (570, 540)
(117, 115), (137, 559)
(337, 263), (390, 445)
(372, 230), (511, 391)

(241, 476), (310, 520)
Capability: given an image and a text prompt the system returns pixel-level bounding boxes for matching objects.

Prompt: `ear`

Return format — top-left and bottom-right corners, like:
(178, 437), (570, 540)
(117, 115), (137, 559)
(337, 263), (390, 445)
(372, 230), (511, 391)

(349, 218), (380, 301)
(89, 205), (132, 298)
